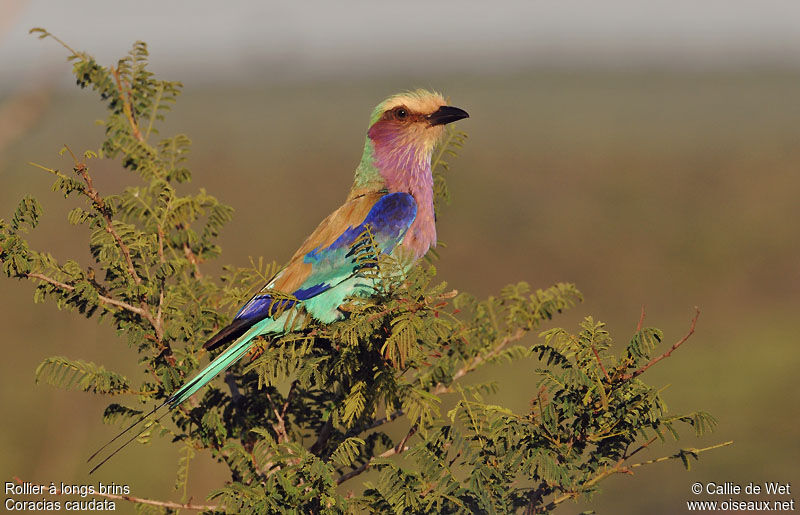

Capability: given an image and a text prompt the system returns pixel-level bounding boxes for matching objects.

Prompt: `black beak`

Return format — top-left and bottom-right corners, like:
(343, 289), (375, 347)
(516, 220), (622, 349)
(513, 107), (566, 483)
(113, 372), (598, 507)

(427, 105), (469, 126)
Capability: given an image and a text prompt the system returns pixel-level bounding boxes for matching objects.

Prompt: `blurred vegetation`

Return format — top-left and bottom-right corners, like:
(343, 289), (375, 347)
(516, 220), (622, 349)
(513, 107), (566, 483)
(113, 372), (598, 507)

(0, 35), (798, 515)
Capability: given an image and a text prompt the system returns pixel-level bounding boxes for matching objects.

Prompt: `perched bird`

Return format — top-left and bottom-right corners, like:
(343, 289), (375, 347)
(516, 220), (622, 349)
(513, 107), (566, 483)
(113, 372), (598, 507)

(88, 89), (468, 471)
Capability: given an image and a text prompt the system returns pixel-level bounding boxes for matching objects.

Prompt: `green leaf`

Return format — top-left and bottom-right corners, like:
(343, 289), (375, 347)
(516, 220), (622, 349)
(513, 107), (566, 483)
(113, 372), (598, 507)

(35, 356), (129, 394)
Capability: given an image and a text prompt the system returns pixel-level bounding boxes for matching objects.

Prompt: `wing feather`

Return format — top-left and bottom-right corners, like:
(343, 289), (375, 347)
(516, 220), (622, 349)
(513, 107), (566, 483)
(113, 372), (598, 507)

(203, 192), (416, 350)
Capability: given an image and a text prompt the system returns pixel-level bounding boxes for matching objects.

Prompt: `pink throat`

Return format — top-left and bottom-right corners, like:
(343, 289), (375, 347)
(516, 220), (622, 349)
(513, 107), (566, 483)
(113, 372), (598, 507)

(368, 127), (436, 258)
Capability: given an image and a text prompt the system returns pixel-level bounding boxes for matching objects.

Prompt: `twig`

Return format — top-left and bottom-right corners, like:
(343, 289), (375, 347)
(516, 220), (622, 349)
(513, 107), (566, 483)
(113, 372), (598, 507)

(72, 158), (143, 287)
(591, 345), (610, 382)
(266, 382), (297, 444)
(336, 422), (418, 485)
(337, 444), (409, 485)
(111, 67), (144, 143)
(537, 439), (731, 512)
(310, 419), (334, 455)
(66, 153), (165, 339)
(13, 477), (220, 512)
(628, 307), (700, 380)
(282, 381), (298, 419)
(636, 305), (646, 332)
(144, 82), (164, 140)
(395, 424), (417, 453)
(433, 327), (526, 395)
(537, 491), (579, 513)
(29, 28), (80, 56)
(624, 436), (657, 461)
(629, 440), (733, 468)
(183, 241), (203, 279)
(361, 409), (404, 433)
(26, 272), (146, 316)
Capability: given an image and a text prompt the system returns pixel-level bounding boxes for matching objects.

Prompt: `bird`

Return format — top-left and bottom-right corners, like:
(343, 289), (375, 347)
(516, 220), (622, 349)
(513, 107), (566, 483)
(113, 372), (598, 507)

(88, 89), (469, 472)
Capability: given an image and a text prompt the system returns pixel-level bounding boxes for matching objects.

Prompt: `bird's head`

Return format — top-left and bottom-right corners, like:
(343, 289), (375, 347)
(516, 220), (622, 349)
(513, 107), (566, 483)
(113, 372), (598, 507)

(366, 89), (469, 156)
(354, 90), (468, 194)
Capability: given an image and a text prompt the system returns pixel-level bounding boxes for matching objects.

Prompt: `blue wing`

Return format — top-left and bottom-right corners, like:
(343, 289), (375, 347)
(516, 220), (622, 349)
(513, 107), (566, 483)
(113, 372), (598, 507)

(203, 192), (416, 350)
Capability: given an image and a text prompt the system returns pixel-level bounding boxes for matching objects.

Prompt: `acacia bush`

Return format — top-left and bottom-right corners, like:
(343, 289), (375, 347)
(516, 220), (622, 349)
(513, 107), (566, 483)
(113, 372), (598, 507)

(0, 31), (725, 513)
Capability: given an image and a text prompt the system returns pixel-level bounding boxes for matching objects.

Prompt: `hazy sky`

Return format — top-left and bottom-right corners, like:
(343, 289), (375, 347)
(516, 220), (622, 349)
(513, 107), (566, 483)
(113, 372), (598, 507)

(2, 0), (800, 87)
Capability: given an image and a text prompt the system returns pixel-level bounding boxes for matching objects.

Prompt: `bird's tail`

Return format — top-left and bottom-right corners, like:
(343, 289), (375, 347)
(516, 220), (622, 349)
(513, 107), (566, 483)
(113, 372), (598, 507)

(87, 319), (276, 474)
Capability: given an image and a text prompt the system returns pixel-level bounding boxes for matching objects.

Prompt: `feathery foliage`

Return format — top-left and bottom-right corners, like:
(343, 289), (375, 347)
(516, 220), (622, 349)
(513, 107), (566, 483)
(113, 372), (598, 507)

(0, 31), (725, 513)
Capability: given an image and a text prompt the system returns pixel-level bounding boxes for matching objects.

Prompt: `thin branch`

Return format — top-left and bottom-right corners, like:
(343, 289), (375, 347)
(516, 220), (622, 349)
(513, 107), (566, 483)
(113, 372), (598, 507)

(337, 423), (417, 486)
(337, 444), (409, 485)
(64, 153), (165, 340)
(72, 159), (142, 287)
(591, 345), (610, 382)
(628, 307), (700, 380)
(310, 419), (334, 455)
(266, 382), (297, 444)
(433, 327), (526, 395)
(26, 272), (146, 316)
(624, 436), (658, 461)
(144, 82), (164, 140)
(538, 439), (732, 513)
(629, 440), (733, 468)
(13, 477), (220, 512)
(636, 305), (646, 332)
(183, 241), (203, 279)
(396, 424), (417, 453)
(361, 409), (404, 433)
(281, 381), (298, 419)
(538, 491), (580, 513)
(155, 284), (165, 335)
(29, 28), (80, 56)
(431, 128), (462, 173)
(110, 67), (144, 143)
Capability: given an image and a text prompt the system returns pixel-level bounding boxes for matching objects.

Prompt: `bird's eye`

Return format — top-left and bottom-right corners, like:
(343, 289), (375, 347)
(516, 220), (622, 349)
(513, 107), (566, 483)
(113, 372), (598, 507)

(395, 108), (408, 119)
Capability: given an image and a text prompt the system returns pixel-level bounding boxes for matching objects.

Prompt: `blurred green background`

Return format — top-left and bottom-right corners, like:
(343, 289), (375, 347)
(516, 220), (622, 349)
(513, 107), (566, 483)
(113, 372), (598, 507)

(2, 2), (799, 513)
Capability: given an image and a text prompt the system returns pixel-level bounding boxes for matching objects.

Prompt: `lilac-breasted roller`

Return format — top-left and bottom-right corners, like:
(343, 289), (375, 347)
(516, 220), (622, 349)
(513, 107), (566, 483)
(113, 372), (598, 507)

(89, 90), (468, 471)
